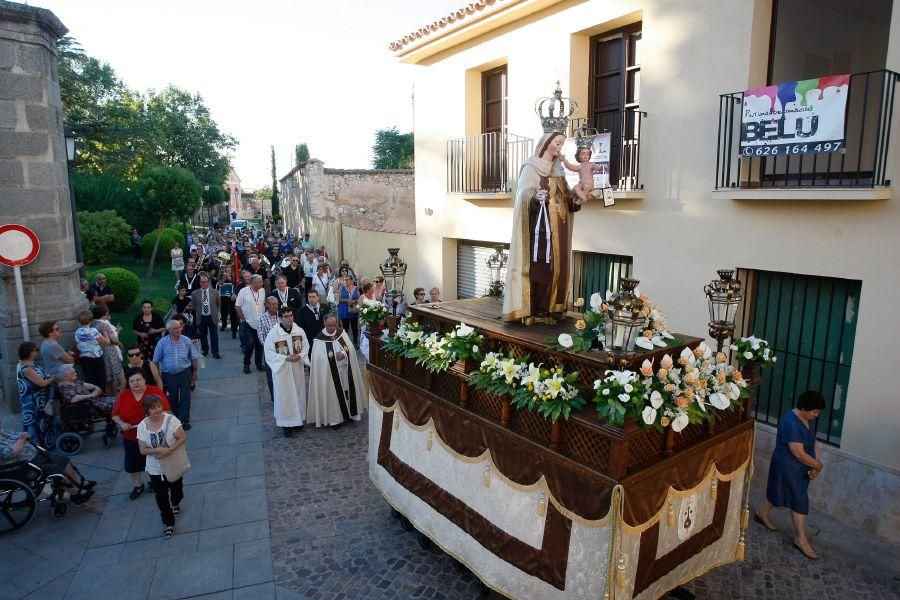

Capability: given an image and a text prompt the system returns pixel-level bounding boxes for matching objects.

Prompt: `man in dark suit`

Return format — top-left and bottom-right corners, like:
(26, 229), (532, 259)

(296, 289), (328, 358)
(269, 276), (302, 313)
(190, 273), (221, 358)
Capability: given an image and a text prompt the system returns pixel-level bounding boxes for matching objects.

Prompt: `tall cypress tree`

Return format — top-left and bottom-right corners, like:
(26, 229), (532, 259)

(270, 145), (279, 218)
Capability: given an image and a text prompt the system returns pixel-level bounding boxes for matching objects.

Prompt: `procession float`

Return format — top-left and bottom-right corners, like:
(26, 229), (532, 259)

(365, 86), (773, 599)
(366, 272), (777, 600)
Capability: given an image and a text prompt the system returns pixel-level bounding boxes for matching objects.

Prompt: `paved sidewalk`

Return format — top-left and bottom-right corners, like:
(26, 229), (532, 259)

(0, 333), (284, 600)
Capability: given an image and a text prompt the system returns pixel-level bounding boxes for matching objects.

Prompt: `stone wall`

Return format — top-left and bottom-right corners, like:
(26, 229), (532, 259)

(280, 159), (415, 237)
(0, 2), (83, 407)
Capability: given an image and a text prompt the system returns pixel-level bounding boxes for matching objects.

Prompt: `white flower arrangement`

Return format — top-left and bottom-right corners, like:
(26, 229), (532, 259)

(358, 298), (388, 324)
(730, 335), (777, 369)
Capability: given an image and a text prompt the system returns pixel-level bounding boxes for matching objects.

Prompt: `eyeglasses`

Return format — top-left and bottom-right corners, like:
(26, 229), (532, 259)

(127, 352), (142, 358)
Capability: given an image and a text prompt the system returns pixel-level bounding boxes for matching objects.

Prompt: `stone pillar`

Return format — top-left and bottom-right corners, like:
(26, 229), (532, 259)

(0, 2), (83, 408)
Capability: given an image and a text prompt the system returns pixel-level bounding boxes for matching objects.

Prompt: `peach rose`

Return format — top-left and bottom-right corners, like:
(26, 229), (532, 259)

(664, 383), (677, 393)
(643, 330), (653, 338)
(574, 297), (585, 308)
(640, 365), (653, 377)
(716, 352), (727, 363)
(660, 416), (670, 427)
(575, 320), (586, 330)
(717, 373), (727, 383)
(657, 368), (668, 380)
(676, 396), (690, 408)
(684, 373), (696, 385)
(693, 347), (705, 358)
(660, 355), (674, 369)
(733, 371), (744, 381)
(683, 387), (694, 398)
(678, 357), (688, 366)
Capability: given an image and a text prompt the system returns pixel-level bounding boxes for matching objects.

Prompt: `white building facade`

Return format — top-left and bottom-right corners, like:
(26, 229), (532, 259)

(395, 0), (900, 542)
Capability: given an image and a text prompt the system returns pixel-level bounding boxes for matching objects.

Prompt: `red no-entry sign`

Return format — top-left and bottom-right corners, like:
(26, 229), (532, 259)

(0, 224), (40, 267)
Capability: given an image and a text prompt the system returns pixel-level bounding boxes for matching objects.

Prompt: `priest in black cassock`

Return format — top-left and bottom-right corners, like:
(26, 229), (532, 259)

(308, 315), (365, 429)
(296, 289), (328, 358)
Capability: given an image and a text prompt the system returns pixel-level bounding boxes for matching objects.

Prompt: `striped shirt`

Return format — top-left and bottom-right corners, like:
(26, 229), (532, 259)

(257, 312), (279, 345)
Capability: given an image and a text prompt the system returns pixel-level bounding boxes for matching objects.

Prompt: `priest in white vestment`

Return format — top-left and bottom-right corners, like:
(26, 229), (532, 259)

(308, 315), (366, 429)
(264, 306), (310, 437)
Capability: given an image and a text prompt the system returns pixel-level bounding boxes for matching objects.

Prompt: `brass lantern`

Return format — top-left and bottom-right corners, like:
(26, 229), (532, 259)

(604, 278), (646, 361)
(380, 248), (408, 316)
(485, 246), (508, 296)
(704, 268), (743, 351)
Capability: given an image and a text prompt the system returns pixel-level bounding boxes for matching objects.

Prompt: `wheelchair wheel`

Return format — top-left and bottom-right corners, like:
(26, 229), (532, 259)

(51, 501), (69, 520)
(0, 478), (37, 535)
(56, 432), (84, 456)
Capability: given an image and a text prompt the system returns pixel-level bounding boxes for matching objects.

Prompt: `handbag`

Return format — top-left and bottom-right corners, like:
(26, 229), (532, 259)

(158, 415), (191, 481)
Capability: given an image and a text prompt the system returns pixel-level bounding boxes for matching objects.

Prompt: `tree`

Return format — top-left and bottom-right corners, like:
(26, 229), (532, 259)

(57, 38), (237, 187)
(254, 186), (273, 201)
(140, 166), (202, 277)
(72, 172), (157, 234)
(295, 143), (310, 166)
(202, 185), (228, 225)
(270, 146), (279, 218)
(144, 86), (237, 186)
(372, 127), (414, 169)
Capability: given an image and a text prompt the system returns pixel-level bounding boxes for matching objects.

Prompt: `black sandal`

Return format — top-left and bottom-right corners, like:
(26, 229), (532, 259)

(129, 484), (145, 500)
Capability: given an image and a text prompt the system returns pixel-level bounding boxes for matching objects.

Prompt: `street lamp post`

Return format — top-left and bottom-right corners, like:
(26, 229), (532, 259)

(203, 184), (211, 229)
(64, 125), (84, 279)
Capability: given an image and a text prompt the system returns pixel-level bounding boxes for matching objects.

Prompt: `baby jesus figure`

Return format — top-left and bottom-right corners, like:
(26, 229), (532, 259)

(562, 147), (604, 205)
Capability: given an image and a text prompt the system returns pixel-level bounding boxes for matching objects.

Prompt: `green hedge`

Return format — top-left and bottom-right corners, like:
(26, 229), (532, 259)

(88, 267), (141, 312)
(78, 210), (132, 264)
(141, 227), (186, 258)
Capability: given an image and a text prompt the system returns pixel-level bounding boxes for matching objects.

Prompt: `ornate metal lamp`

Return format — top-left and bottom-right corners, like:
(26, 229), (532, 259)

(704, 268), (743, 353)
(485, 246), (508, 296)
(380, 248), (407, 317)
(604, 278), (646, 365)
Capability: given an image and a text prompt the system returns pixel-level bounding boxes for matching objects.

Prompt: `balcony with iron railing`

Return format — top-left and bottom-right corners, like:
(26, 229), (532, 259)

(568, 108), (647, 193)
(715, 70), (899, 199)
(447, 132), (533, 195)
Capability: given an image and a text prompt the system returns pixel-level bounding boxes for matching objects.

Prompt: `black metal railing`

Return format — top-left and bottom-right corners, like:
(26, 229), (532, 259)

(568, 109), (646, 191)
(716, 70), (899, 189)
(447, 132), (533, 194)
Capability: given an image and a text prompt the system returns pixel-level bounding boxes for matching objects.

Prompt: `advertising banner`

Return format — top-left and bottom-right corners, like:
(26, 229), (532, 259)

(740, 75), (850, 156)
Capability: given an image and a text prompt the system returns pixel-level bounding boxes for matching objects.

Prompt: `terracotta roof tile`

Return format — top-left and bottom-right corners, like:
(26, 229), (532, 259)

(389, 0), (502, 52)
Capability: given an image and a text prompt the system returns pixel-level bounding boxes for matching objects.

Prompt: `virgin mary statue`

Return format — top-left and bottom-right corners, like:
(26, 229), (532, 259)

(502, 130), (580, 323)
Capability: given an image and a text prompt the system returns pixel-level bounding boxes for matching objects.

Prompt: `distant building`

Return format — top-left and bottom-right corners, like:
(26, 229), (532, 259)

(225, 168), (241, 212)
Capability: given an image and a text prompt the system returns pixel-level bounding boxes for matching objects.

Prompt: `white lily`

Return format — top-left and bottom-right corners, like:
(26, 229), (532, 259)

(708, 392), (730, 409)
(727, 381), (741, 400)
(618, 393), (631, 403)
(472, 345), (479, 354)
(635, 336), (654, 351)
(652, 336), (667, 348)
(650, 390), (663, 409)
(558, 333), (573, 348)
(642, 405), (657, 425)
(456, 323), (474, 337)
(680, 347), (694, 363)
(661, 331), (675, 340)
(605, 370), (636, 386)
(672, 413), (690, 432)
(590, 292), (604, 312)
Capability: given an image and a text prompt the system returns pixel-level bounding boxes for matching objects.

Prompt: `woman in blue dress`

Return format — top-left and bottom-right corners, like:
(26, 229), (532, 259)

(756, 390), (826, 559)
(337, 275), (360, 345)
(16, 342), (53, 443)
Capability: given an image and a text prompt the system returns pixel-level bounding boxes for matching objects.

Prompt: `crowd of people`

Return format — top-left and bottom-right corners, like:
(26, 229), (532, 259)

(3, 218), (446, 539)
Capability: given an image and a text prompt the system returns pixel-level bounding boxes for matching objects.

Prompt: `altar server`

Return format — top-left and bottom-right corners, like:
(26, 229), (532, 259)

(264, 306), (310, 437)
(308, 315), (365, 429)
